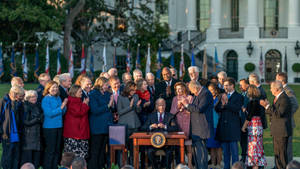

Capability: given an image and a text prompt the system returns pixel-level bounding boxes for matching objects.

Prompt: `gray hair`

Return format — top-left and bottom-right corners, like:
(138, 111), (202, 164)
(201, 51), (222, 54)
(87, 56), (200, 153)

(146, 72), (154, 80)
(188, 66), (199, 73)
(21, 162), (35, 169)
(271, 80), (283, 92)
(188, 80), (201, 90)
(249, 73), (260, 85)
(133, 69), (142, 77)
(71, 157), (87, 169)
(155, 98), (166, 106)
(59, 73), (71, 84)
(217, 71), (227, 78)
(175, 164), (190, 169)
(25, 90), (38, 101)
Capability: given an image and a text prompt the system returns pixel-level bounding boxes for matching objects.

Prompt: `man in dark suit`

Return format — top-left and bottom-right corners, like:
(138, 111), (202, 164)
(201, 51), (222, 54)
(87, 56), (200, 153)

(215, 78), (243, 169)
(80, 76), (92, 100)
(58, 73), (72, 101)
(141, 98), (178, 169)
(260, 81), (292, 169)
(179, 80), (214, 169)
(155, 67), (179, 112)
(239, 78), (250, 162)
(276, 72), (299, 163)
(146, 72), (156, 96)
(109, 76), (121, 123)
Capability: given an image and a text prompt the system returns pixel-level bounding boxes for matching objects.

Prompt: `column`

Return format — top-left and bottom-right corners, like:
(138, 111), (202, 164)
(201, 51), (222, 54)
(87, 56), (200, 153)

(244, 0), (259, 39)
(186, 0), (197, 30)
(288, 0), (300, 39)
(206, 0), (221, 40)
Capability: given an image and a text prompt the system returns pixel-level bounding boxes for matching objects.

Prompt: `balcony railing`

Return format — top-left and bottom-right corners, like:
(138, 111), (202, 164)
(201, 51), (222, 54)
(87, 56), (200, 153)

(219, 28), (244, 39)
(259, 27), (288, 38)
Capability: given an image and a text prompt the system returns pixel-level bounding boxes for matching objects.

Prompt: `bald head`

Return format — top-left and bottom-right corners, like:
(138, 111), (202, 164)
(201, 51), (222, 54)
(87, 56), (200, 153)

(21, 163), (35, 169)
(162, 67), (171, 81)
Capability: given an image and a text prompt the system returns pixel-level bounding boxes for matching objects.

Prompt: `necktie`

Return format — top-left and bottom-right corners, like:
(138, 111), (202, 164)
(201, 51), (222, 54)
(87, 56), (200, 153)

(151, 86), (155, 95)
(159, 113), (163, 123)
(273, 97), (277, 104)
(227, 93), (231, 99)
(114, 92), (118, 103)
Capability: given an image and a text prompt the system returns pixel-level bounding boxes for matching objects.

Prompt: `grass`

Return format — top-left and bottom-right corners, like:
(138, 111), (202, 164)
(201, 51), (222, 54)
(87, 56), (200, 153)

(0, 83), (299, 157)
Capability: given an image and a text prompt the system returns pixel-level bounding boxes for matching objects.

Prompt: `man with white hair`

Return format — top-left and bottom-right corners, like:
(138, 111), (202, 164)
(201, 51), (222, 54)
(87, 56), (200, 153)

(133, 69), (143, 83)
(146, 72), (156, 96)
(59, 73), (72, 101)
(0, 85), (25, 169)
(217, 71), (227, 90)
(108, 68), (118, 78)
(276, 72), (299, 162)
(260, 81), (292, 169)
(188, 66), (200, 82)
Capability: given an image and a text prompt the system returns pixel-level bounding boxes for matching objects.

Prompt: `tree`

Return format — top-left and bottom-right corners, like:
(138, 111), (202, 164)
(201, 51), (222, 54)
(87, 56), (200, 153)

(0, 0), (63, 46)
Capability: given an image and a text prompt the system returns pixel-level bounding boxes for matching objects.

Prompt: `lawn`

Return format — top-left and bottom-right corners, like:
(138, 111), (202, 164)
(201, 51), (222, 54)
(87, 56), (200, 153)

(0, 83), (299, 157)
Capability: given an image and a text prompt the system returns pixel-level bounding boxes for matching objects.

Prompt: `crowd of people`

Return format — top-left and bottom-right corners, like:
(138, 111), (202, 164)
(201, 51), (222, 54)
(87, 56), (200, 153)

(0, 65), (299, 169)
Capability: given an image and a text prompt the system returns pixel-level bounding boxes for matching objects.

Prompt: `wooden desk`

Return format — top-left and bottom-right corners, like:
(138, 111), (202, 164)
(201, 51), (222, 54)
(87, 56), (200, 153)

(130, 132), (187, 169)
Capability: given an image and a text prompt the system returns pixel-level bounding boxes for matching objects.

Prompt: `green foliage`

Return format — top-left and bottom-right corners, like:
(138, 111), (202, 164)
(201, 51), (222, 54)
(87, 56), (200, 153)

(292, 63), (300, 73)
(244, 62), (255, 72)
(0, 0), (64, 45)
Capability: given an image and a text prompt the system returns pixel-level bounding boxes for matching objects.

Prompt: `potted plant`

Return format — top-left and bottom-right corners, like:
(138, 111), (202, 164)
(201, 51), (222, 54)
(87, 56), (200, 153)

(292, 63), (300, 83)
(244, 62), (255, 73)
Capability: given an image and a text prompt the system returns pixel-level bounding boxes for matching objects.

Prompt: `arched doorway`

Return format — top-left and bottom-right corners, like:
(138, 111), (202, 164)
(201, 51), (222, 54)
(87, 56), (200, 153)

(226, 50), (238, 80)
(265, 49), (281, 82)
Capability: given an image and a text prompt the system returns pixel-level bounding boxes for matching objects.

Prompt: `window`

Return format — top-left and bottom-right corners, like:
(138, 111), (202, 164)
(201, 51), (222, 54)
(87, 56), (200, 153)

(116, 55), (126, 70)
(231, 0), (239, 31)
(196, 0), (210, 32)
(264, 0), (279, 29)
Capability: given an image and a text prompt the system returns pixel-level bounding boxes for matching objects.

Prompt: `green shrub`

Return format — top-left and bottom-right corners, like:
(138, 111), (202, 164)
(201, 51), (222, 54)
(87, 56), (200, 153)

(244, 62), (255, 72)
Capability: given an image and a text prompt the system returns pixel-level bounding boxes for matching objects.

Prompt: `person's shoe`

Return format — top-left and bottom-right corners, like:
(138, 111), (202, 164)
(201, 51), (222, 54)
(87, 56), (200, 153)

(208, 159), (212, 165)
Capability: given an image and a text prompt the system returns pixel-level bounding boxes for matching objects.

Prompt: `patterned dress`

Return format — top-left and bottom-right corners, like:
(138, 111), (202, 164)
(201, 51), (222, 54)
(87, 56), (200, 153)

(246, 99), (267, 167)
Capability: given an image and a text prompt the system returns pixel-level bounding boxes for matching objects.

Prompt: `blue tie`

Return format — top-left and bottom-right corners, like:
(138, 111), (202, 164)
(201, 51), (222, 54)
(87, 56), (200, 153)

(227, 93), (231, 99)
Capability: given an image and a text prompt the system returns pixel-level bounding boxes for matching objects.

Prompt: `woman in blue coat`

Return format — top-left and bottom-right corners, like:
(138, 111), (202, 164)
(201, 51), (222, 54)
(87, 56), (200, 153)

(88, 77), (114, 169)
(42, 81), (67, 169)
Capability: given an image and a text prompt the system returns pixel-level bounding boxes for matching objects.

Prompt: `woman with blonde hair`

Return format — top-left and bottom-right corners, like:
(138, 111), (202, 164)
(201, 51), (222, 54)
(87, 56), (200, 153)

(42, 81), (68, 169)
(242, 85), (267, 169)
(88, 77), (114, 169)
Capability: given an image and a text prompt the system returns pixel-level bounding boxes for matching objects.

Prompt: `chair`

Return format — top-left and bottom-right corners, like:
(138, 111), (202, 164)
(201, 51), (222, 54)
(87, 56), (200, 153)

(109, 125), (127, 167)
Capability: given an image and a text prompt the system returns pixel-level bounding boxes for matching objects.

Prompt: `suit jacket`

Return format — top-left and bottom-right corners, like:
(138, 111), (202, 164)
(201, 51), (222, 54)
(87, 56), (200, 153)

(155, 78), (179, 112)
(186, 87), (214, 139)
(117, 94), (141, 130)
(36, 84), (44, 105)
(141, 112), (178, 132)
(266, 92), (292, 137)
(215, 91), (243, 141)
(59, 85), (68, 102)
(283, 85), (299, 128)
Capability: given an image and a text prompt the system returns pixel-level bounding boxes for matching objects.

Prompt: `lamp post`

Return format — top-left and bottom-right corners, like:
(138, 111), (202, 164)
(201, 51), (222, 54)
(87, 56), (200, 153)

(247, 41), (254, 56)
(295, 41), (300, 57)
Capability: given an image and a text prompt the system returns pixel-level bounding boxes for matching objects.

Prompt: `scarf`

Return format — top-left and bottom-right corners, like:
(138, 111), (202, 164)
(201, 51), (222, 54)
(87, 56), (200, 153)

(136, 90), (150, 101)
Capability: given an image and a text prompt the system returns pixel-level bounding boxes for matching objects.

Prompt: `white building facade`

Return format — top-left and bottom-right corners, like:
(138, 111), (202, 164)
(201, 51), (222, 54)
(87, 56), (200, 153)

(165, 0), (300, 82)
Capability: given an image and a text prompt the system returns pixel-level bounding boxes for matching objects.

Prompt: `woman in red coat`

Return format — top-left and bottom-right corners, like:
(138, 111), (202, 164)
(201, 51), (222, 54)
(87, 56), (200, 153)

(63, 85), (90, 158)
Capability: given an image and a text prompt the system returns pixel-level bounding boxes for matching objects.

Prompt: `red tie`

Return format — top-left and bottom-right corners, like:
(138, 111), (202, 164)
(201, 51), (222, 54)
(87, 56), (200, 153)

(159, 114), (163, 123)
